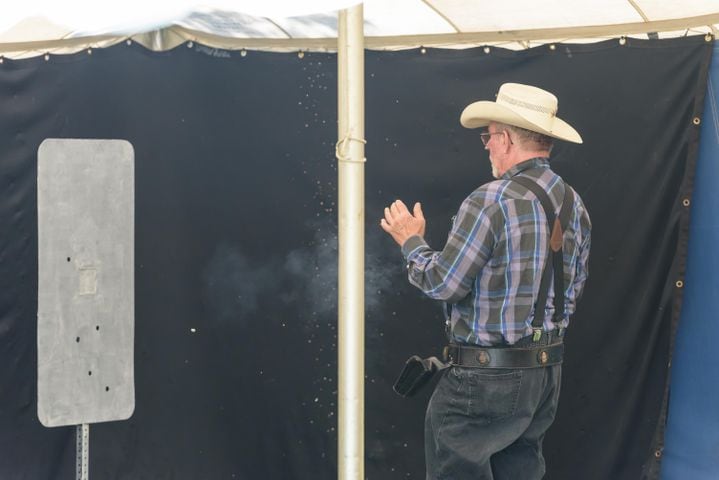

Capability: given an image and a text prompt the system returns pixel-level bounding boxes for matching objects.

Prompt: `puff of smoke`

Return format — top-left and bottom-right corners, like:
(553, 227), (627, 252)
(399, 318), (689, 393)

(284, 221), (395, 317)
(201, 243), (275, 327)
(201, 222), (398, 328)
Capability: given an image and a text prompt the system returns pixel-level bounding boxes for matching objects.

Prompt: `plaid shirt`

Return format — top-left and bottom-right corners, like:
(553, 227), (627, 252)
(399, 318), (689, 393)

(401, 157), (591, 346)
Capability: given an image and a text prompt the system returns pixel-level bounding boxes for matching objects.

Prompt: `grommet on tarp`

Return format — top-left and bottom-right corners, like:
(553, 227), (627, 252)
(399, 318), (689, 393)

(654, 448), (663, 458)
(298, 51), (305, 59)
(420, 47), (427, 54)
(0, 57), (4, 64)
(706, 33), (713, 42)
(676, 280), (684, 288)
(240, 49), (247, 57)
(125, 39), (132, 46)
(187, 41), (194, 48)
(682, 198), (691, 207)
(693, 117), (701, 125)
(619, 36), (627, 46)
(549, 44), (556, 51)
(44, 53), (50, 61)
(483, 46), (490, 54)
(87, 48), (92, 55)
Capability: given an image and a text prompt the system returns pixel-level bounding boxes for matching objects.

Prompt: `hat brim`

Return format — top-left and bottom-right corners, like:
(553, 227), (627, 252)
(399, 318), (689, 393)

(460, 101), (583, 144)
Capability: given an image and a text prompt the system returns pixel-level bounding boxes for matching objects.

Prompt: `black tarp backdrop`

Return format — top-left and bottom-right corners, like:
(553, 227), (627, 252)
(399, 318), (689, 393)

(0, 36), (709, 479)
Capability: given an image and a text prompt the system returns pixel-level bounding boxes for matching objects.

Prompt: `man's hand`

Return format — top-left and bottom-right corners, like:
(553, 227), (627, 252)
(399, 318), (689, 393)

(380, 199), (426, 246)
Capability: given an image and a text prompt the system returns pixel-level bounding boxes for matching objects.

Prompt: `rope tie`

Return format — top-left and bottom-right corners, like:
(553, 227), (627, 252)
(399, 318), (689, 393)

(335, 135), (367, 163)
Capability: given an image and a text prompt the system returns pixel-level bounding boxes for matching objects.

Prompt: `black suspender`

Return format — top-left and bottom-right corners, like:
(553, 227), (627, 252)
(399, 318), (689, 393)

(509, 176), (575, 334)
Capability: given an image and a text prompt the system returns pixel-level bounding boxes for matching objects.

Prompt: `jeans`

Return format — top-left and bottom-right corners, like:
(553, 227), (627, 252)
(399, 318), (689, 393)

(424, 364), (562, 479)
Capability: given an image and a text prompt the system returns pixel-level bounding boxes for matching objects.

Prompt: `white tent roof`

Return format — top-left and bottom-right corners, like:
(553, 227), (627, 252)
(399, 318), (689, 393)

(0, 0), (717, 58)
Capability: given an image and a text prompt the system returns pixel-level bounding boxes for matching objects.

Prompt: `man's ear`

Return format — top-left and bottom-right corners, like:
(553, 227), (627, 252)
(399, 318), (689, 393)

(502, 131), (512, 153)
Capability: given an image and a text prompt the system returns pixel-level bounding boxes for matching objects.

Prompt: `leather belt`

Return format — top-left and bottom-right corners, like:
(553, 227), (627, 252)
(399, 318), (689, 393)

(443, 342), (564, 369)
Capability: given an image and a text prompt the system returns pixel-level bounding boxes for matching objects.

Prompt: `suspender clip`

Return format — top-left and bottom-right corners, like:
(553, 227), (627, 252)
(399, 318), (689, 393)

(533, 328), (542, 342)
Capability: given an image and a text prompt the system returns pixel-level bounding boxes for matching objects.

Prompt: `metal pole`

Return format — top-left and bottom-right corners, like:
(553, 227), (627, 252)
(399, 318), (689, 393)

(76, 423), (89, 480)
(337, 4), (365, 480)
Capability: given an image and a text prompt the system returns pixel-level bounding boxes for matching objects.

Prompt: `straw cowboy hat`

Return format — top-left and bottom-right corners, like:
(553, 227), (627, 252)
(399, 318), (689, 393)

(460, 83), (583, 144)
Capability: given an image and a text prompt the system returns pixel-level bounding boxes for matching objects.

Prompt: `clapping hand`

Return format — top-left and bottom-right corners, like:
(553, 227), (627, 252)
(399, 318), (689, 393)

(380, 199), (426, 246)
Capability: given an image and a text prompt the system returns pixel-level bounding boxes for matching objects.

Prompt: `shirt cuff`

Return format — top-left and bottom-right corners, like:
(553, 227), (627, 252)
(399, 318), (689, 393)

(401, 235), (428, 259)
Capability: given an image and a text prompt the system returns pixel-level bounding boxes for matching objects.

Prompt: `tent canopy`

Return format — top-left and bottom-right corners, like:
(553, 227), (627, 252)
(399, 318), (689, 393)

(1, 0), (718, 57)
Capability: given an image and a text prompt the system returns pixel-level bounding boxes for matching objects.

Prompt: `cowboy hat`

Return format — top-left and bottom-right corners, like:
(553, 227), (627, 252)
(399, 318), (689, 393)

(460, 83), (582, 144)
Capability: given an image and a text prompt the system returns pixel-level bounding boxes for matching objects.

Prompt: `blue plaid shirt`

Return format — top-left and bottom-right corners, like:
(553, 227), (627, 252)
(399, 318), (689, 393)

(401, 158), (591, 346)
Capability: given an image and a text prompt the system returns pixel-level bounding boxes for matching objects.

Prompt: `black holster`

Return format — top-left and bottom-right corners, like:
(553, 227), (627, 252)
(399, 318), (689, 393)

(392, 355), (448, 397)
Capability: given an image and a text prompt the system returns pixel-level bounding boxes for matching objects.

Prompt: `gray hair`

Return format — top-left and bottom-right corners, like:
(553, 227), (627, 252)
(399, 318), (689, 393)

(495, 123), (554, 153)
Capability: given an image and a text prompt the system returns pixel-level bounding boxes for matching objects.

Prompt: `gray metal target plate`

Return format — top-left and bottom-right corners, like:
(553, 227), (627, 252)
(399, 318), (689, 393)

(37, 139), (135, 427)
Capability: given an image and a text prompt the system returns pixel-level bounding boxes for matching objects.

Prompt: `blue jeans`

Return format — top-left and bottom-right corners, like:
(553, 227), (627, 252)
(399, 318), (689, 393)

(424, 364), (562, 479)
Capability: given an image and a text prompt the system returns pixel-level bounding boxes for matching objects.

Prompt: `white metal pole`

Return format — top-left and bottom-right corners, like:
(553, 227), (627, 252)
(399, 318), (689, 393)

(337, 4), (365, 480)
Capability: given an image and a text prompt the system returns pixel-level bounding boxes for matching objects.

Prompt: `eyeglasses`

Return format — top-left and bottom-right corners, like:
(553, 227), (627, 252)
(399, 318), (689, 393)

(479, 131), (503, 146)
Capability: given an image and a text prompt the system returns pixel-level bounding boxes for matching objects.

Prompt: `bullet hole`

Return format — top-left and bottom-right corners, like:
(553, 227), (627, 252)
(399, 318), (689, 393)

(105, 386), (110, 392)
(76, 337), (80, 343)
(96, 326), (100, 331)
(67, 257), (71, 262)
(88, 371), (92, 376)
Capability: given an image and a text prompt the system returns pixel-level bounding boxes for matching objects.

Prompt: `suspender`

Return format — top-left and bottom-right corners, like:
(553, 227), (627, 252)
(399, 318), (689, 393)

(510, 176), (575, 332)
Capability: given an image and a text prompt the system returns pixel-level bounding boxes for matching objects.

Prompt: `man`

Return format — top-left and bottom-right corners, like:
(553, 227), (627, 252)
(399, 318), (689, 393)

(380, 83), (591, 479)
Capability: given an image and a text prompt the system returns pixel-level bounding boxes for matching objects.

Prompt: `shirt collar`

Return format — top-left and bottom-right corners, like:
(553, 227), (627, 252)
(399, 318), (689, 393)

(501, 157), (550, 180)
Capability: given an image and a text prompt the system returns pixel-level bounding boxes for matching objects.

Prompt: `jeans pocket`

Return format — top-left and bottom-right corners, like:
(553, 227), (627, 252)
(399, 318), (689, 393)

(428, 369), (464, 442)
(463, 368), (523, 423)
